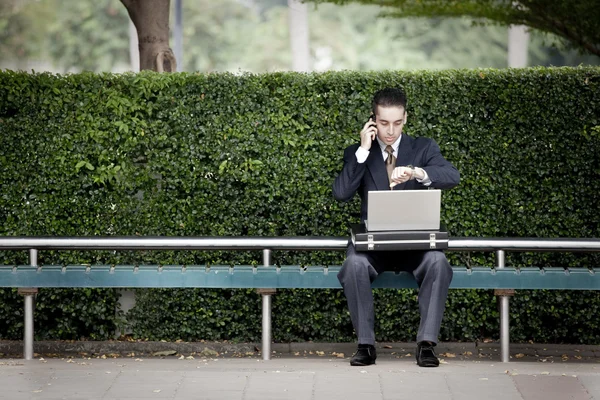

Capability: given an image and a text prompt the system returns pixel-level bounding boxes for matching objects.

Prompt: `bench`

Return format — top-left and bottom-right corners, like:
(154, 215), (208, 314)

(1, 236), (599, 362)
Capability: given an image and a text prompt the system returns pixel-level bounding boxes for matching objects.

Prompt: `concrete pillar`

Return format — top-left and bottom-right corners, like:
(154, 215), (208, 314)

(288, 0), (310, 72)
(508, 25), (529, 67)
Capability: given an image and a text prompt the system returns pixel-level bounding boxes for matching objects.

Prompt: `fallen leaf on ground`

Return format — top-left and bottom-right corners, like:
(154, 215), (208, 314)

(199, 348), (219, 357)
(441, 352), (456, 358)
(383, 345), (393, 349)
(153, 389), (161, 393)
(515, 353), (525, 359)
(541, 371), (550, 375)
(153, 350), (176, 357)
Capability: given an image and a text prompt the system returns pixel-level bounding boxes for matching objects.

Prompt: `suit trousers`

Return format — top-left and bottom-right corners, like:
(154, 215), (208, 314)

(337, 243), (453, 345)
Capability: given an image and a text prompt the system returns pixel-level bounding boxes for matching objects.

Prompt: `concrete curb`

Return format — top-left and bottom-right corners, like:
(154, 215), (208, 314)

(1, 340), (598, 359)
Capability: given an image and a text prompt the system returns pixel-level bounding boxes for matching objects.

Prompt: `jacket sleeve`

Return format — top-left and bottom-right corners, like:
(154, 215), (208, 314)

(420, 139), (460, 190)
(332, 145), (367, 202)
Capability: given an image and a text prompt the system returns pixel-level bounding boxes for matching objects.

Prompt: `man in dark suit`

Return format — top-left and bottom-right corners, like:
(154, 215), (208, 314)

(333, 87), (460, 367)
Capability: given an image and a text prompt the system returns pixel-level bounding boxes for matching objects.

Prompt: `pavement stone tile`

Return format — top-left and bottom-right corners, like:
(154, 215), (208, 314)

(446, 374), (522, 399)
(245, 372), (314, 391)
(30, 398), (103, 400)
(31, 391), (108, 400)
(175, 393), (244, 400)
(182, 371), (252, 379)
(313, 393), (384, 400)
(243, 391), (313, 400)
(103, 382), (180, 398)
(179, 377), (248, 392)
(175, 388), (245, 399)
(113, 370), (185, 384)
(578, 376), (600, 399)
(512, 375), (591, 400)
(314, 373), (382, 393)
(383, 394), (452, 400)
(380, 372), (448, 392)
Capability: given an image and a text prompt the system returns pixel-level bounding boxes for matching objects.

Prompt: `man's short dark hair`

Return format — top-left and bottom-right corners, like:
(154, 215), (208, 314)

(372, 88), (407, 115)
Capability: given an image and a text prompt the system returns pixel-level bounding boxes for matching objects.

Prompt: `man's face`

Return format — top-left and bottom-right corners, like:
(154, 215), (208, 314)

(375, 105), (407, 145)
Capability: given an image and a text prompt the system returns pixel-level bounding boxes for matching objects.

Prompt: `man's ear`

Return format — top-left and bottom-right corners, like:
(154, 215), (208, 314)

(404, 111), (408, 124)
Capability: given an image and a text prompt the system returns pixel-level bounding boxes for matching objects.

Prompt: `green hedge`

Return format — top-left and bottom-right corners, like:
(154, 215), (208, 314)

(1, 68), (599, 343)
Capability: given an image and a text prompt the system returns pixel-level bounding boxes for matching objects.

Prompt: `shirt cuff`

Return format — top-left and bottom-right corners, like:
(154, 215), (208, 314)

(417, 168), (432, 186)
(355, 146), (370, 164)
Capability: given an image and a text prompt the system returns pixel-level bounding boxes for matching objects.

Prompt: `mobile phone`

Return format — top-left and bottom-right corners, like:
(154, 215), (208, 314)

(367, 114), (376, 124)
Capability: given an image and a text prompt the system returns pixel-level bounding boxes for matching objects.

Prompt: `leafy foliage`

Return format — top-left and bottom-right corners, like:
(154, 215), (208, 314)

(0, 288), (121, 340)
(308, 0), (600, 57)
(1, 68), (599, 343)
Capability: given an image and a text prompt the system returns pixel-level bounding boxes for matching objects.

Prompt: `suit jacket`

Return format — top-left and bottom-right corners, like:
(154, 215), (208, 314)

(333, 134), (460, 223)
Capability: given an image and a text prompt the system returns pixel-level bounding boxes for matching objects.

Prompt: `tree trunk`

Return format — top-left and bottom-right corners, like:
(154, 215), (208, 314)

(120, 0), (177, 72)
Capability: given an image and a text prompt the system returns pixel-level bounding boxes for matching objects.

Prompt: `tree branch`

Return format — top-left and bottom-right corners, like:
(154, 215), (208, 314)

(519, 2), (600, 57)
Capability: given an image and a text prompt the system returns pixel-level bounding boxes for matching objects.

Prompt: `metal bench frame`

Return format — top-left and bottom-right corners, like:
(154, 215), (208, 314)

(1, 236), (599, 362)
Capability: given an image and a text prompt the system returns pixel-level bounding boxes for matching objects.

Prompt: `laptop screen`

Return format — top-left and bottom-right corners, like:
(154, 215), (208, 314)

(366, 189), (441, 231)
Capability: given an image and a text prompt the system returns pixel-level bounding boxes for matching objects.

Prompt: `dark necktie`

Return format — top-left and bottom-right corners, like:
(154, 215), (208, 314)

(385, 145), (395, 187)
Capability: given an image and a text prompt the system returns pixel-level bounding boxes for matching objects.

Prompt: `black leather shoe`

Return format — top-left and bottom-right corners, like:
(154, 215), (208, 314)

(416, 342), (439, 367)
(350, 344), (377, 366)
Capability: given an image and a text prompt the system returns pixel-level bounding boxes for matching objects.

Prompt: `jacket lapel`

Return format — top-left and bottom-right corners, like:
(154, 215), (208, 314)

(366, 146), (390, 191)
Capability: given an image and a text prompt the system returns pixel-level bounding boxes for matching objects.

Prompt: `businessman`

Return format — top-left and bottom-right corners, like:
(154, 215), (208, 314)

(333, 87), (460, 367)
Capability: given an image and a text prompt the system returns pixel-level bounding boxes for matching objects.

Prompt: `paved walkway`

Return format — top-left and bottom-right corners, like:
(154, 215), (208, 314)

(1, 348), (599, 400)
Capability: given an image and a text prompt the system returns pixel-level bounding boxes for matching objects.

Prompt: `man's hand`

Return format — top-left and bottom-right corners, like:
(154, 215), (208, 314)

(360, 118), (377, 150)
(389, 166), (424, 188)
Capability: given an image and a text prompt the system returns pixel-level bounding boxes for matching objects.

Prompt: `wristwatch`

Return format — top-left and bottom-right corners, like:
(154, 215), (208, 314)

(407, 165), (416, 180)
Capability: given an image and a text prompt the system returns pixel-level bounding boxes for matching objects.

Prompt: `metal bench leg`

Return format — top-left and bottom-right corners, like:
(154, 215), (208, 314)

(496, 250), (510, 363)
(258, 249), (275, 361)
(19, 248), (38, 360)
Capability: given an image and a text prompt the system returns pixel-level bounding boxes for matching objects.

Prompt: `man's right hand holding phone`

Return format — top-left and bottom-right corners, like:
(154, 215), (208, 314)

(360, 117), (377, 151)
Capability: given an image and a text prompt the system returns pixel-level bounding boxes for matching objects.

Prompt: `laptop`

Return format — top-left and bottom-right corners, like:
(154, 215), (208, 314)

(365, 189), (441, 231)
